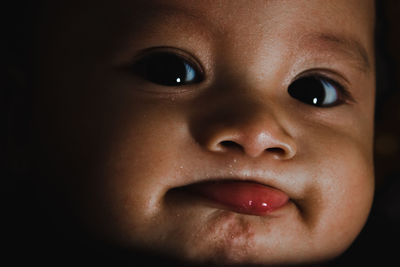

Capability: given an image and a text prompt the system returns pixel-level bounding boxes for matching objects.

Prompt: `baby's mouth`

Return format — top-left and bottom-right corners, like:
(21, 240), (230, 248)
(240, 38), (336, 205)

(171, 180), (289, 216)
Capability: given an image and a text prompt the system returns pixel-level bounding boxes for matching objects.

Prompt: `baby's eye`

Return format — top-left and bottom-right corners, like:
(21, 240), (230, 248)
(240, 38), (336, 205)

(133, 52), (203, 86)
(288, 76), (346, 107)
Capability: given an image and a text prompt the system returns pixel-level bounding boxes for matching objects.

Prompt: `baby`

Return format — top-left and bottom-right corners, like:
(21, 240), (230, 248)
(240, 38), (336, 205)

(18, 0), (376, 265)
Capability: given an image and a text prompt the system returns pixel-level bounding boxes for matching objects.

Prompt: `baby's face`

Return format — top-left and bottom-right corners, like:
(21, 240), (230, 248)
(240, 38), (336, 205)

(33, 0), (375, 265)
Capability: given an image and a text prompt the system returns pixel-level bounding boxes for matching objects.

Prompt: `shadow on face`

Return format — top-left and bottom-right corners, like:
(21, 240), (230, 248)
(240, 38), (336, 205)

(3, 0), (384, 266)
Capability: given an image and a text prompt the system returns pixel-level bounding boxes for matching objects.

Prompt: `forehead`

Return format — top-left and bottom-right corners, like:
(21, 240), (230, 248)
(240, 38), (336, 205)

(128, 0), (375, 36)
(132, 0), (374, 67)
(45, 0), (375, 39)
(138, 0), (374, 26)
(40, 0), (375, 73)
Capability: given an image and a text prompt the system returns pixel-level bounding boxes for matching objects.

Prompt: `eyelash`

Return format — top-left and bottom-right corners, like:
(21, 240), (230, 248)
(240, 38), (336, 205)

(130, 49), (354, 107)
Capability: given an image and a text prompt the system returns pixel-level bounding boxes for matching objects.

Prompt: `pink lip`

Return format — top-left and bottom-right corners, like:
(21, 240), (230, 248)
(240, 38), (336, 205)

(189, 180), (289, 216)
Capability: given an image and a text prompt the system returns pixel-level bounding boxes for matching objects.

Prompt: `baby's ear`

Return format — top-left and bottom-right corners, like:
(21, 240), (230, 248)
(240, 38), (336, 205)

(3, 66), (33, 176)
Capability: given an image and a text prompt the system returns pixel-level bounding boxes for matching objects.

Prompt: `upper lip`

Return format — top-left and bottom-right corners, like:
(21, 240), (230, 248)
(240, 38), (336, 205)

(181, 176), (282, 190)
(169, 169), (295, 199)
(165, 153), (309, 209)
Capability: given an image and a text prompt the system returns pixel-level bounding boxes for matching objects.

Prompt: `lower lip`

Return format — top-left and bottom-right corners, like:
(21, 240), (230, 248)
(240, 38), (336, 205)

(189, 181), (289, 216)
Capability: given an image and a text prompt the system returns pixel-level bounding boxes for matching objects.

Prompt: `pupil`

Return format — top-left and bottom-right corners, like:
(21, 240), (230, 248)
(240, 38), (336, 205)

(288, 76), (326, 106)
(136, 53), (188, 86)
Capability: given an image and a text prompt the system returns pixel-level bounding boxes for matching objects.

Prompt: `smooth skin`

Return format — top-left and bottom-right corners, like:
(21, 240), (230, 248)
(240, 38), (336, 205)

(31, 0), (375, 265)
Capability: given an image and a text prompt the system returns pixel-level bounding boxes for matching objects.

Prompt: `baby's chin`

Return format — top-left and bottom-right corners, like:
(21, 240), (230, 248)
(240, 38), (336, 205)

(117, 207), (352, 266)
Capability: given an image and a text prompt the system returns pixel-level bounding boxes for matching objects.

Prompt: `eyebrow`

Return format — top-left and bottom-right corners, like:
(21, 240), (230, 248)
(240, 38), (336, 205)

(306, 32), (372, 73)
(131, 3), (219, 40)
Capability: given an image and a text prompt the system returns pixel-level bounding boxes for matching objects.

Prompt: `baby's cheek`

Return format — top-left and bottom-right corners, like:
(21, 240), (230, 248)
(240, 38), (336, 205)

(77, 107), (189, 242)
(307, 143), (374, 257)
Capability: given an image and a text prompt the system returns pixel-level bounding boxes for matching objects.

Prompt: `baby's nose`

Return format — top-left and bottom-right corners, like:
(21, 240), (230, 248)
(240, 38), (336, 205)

(192, 99), (297, 160)
(207, 128), (295, 159)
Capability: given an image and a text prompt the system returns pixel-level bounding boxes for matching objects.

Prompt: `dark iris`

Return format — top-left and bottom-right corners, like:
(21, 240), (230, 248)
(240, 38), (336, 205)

(288, 76), (340, 107)
(133, 52), (202, 86)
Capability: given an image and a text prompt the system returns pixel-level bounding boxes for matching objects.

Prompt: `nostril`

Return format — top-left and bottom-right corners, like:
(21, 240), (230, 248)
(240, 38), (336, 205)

(266, 147), (285, 154)
(266, 147), (291, 159)
(220, 141), (244, 152)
